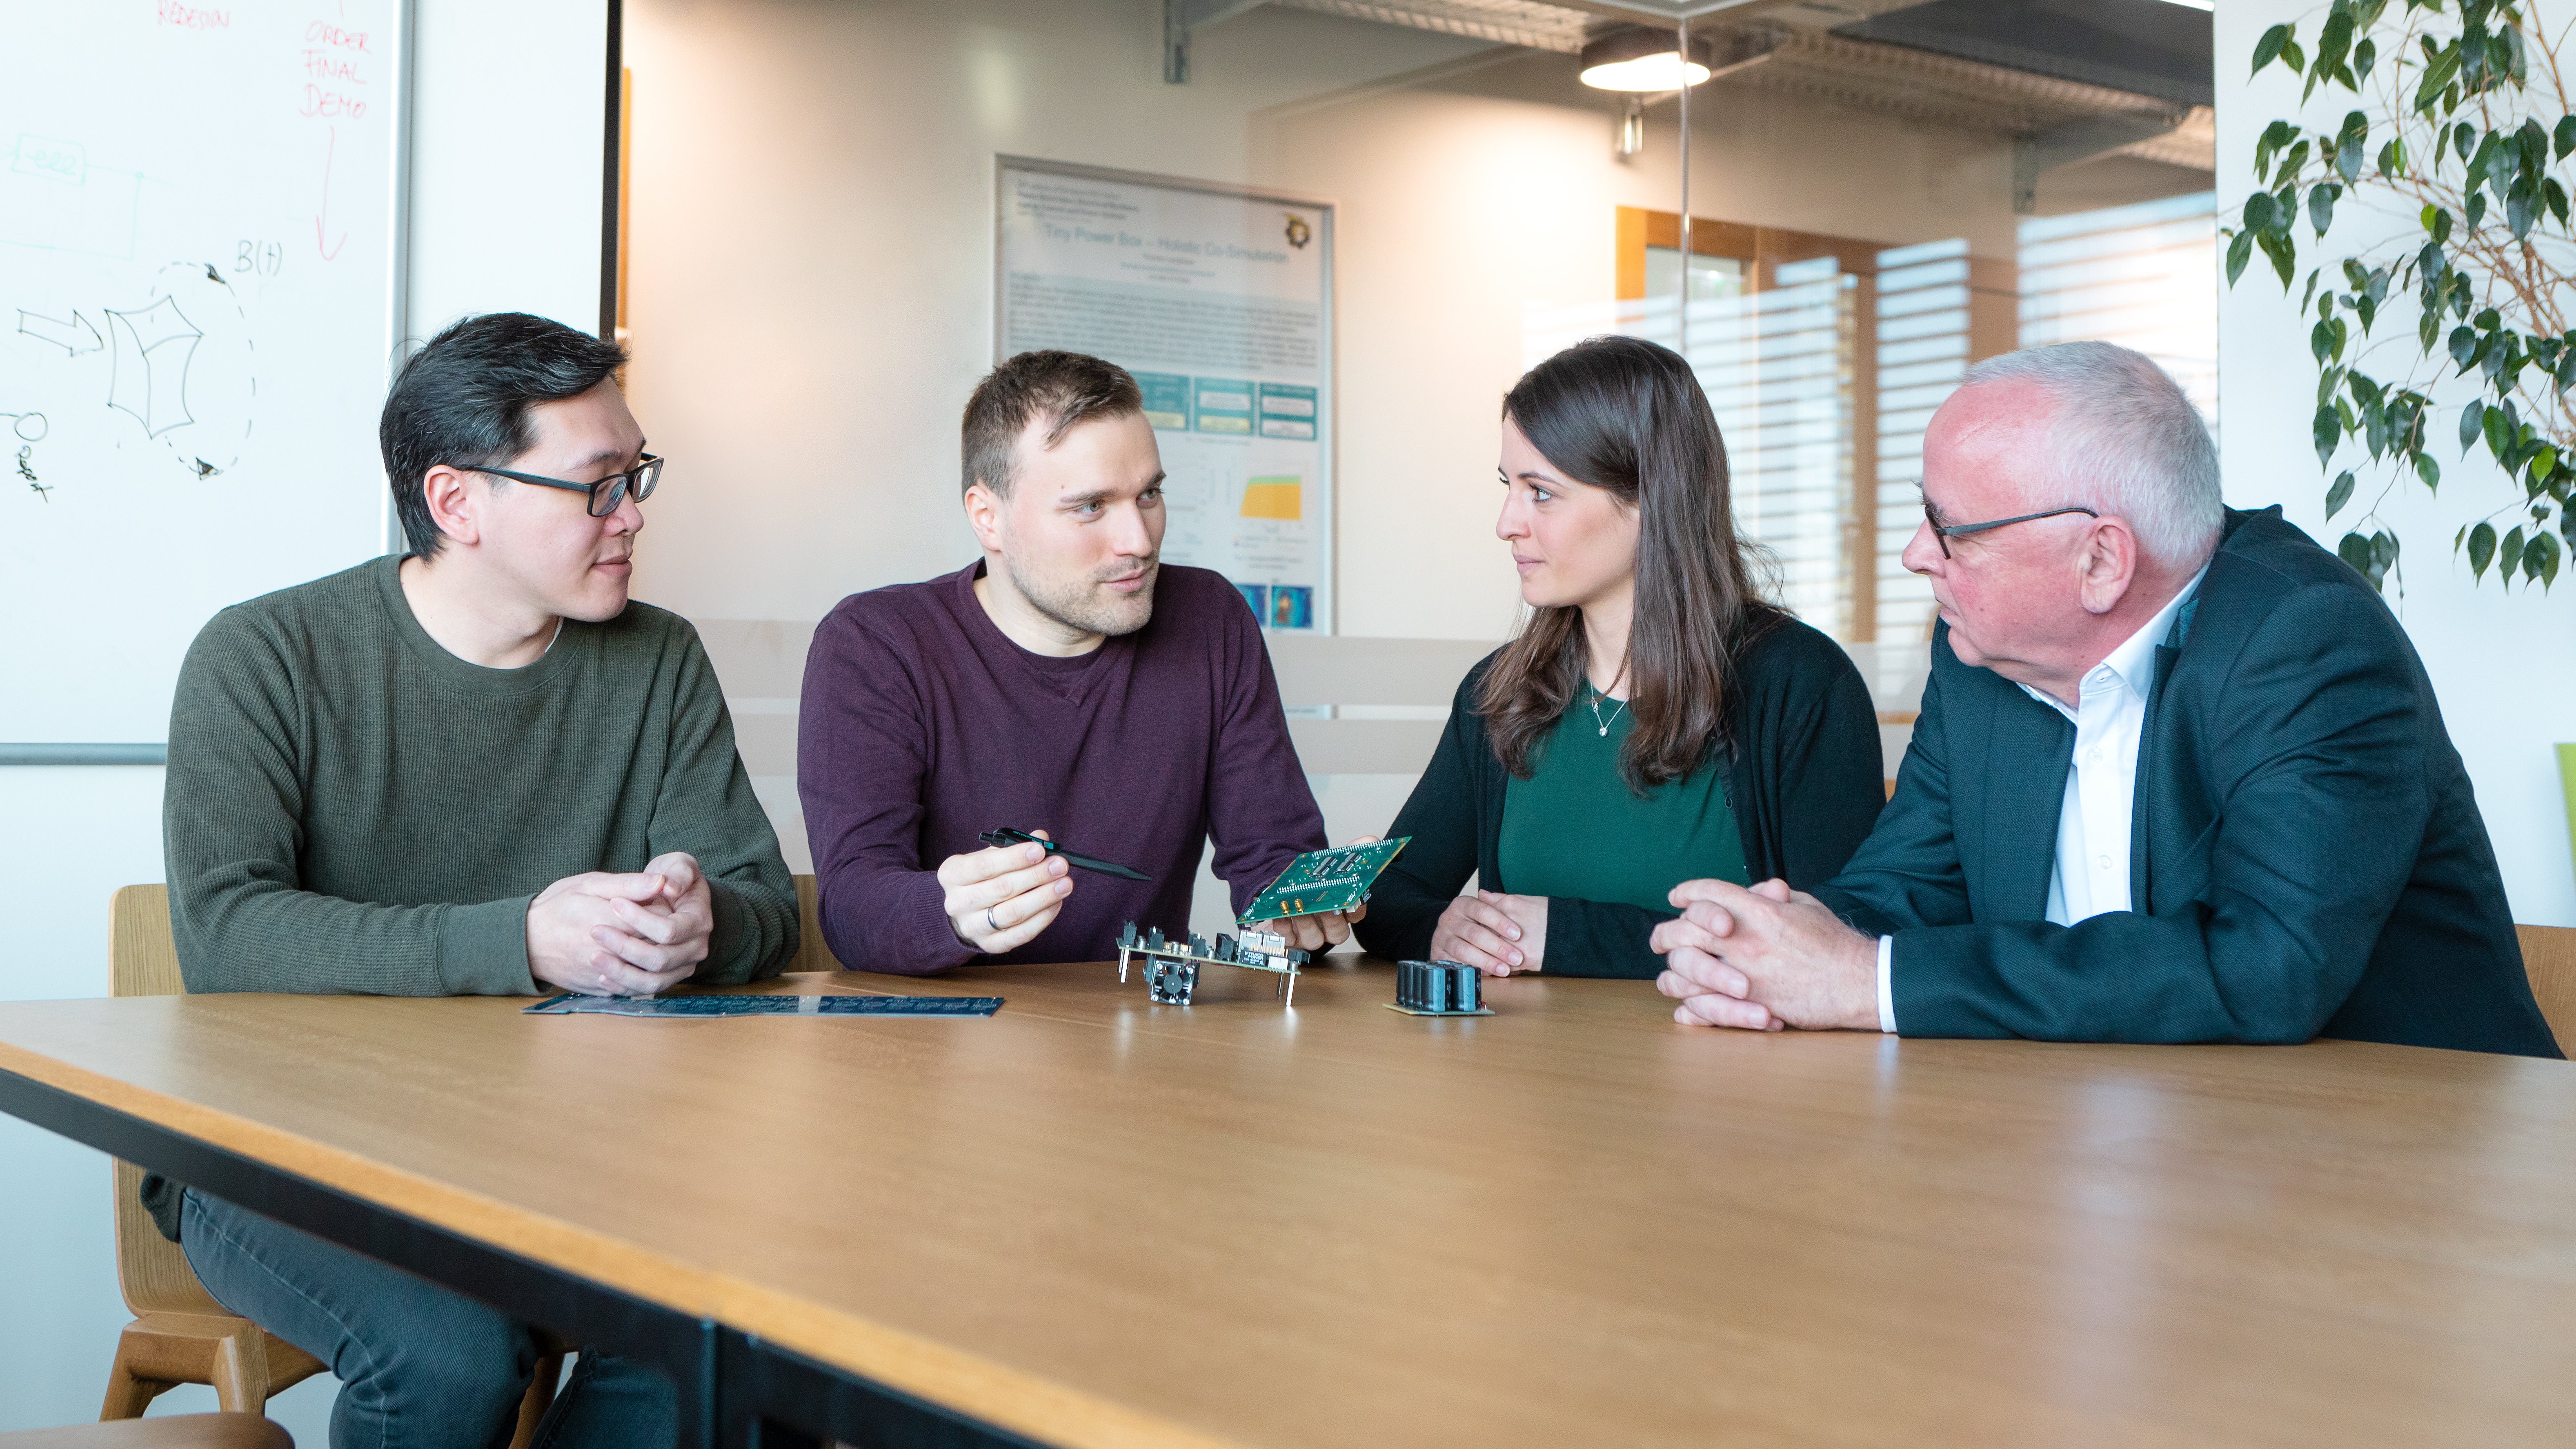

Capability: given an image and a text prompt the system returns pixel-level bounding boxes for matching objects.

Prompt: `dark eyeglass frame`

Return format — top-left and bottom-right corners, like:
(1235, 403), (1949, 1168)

(1921, 498), (2099, 558)
(452, 454), (663, 517)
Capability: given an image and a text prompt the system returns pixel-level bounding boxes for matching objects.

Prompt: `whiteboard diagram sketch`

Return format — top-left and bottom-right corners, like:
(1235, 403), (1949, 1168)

(15, 262), (259, 489)
(0, 2), (407, 743)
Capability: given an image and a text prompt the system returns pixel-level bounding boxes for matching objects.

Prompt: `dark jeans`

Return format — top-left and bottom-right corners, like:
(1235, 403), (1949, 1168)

(180, 1189), (675, 1449)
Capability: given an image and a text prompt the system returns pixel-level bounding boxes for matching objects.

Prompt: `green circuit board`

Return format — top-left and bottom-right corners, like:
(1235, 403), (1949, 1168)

(1237, 837), (1410, 925)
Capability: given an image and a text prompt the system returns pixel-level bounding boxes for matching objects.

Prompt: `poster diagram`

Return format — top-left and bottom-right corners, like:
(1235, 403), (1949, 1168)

(996, 158), (1333, 631)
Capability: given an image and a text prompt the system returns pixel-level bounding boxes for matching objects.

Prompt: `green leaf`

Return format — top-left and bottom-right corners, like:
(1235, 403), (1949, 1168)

(2460, 397), (2486, 454)
(2336, 112), (2369, 180)
(2310, 183), (2340, 234)
(2225, 229), (2254, 286)
(2315, 404), (2343, 468)
(2256, 119), (2300, 179)
(2549, 178), (2570, 229)
(2356, 35), (2377, 80)
(2469, 520), (2497, 578)
(2423, 204), (2453, 245)
(2467, 190), (2489, 230)
(2509, 182), (2537, 239)
(2379, 137), (2407, 176)
(2374, 530), (2400, 572)
(2416, 452), (2441, 491)
(2244, 191), (2279, 232)
(2557, 114), (2576, 159)
(2317, 10), (2354, 79)
(2501, 524), (2527, 581)
(2340, 530), (2381, 582)
(2283, 36), (2306, 73)
(2258, 229), (2296, 289)
(2415, 43), (2462, 112)
(2254, 23), (2293, 76)
(2450, 325), (2480, 370)
(2326, 469), (2357, 518)
(2534, 531), (2562, 588)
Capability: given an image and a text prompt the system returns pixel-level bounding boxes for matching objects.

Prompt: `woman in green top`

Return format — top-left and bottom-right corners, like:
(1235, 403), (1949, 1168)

(1355, 335), (1885, 978)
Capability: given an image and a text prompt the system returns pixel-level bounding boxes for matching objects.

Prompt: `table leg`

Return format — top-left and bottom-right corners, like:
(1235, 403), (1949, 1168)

(719, 1329), (1044, 1449)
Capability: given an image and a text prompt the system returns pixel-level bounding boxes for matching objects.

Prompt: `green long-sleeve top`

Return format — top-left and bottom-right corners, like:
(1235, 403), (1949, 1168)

(147, 556), (798, 1236)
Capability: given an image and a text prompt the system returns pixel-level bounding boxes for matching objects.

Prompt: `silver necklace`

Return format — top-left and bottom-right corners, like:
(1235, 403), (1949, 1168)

(1586, 685), (1628, 737)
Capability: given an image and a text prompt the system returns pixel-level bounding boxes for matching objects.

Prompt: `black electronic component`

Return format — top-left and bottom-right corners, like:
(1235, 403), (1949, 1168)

(1389, 959), (1493, 1017)
(1116, 919), (1309, 1008)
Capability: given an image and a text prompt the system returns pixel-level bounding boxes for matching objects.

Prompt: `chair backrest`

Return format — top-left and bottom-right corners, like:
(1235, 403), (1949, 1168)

(787, 874), (846, 974)
(2513, 924), (2576, 1057)
(107, 885), (229, 1318)
(1264, 634), (1499, 775)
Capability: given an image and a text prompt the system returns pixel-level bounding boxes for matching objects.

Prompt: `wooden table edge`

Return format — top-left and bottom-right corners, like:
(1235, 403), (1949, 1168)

(0, 1037), (1247, 1449)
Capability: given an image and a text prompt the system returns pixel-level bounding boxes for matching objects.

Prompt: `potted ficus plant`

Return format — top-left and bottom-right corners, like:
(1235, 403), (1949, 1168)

(2225, 0), (2576, 592)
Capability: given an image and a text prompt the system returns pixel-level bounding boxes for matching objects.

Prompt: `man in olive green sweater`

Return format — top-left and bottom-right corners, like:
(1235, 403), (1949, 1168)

(154, 312), (796, 1449)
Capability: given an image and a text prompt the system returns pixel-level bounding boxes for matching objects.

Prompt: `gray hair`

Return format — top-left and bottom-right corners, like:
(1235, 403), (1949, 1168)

(1960, 340), (2222, 572)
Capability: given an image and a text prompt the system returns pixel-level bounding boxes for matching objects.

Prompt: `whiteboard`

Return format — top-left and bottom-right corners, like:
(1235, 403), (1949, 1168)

(995, 157), (1335, 632)
(0, 0), (407, 743)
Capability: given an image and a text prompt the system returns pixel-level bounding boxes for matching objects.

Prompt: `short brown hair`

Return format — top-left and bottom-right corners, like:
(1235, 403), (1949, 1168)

(961, 350), (1144, 497)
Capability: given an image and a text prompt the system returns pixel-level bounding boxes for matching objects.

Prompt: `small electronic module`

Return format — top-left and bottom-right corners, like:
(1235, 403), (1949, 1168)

(1388, 959), (1492, 1017)
(1235, 837), (1410, 926)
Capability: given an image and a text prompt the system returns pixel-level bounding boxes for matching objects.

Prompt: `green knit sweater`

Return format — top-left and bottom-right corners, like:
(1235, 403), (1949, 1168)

(145, 555), (797, 1236)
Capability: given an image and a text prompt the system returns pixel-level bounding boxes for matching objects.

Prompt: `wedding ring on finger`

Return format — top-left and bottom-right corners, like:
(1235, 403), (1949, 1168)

(987, 907), (1001, 935)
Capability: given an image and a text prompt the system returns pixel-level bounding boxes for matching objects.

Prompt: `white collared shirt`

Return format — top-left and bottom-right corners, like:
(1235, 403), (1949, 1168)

(1875, 568), (2206, 1033)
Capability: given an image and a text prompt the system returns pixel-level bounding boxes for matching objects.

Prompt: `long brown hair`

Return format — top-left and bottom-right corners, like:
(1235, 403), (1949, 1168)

(1478, 335), (1775, 792)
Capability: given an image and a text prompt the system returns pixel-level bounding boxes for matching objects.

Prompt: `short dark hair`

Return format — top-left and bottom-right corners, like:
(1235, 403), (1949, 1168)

(379, 313), (629, 557)
(961, 350), (1143, 498)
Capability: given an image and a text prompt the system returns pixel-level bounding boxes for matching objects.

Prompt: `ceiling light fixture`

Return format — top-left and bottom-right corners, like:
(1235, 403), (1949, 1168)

(1579, 28), (1715, 92)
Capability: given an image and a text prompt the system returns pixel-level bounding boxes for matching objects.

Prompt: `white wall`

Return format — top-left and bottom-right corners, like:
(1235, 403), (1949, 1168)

(0, 0), (610, 1434)
(2216, 0), (2576, 926)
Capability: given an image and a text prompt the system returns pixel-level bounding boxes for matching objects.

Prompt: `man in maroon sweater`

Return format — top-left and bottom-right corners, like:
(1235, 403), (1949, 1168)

(798, 350), (1348, 973)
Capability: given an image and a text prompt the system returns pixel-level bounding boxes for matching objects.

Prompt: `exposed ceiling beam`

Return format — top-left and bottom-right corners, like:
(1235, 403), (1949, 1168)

(1166, 0), (1277, 83)
(2012, 110), (2186, 213)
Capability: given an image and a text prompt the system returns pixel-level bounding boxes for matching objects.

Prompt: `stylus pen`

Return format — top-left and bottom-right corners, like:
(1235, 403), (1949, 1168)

(978, 826), (1152, 881)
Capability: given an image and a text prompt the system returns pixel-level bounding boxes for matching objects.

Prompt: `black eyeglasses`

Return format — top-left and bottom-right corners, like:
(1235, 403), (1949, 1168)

(1920, 498), (2098, 558)
(455, 454), (663, 517)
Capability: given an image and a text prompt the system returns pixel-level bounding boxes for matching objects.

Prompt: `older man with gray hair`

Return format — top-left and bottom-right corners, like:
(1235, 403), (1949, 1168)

(1650, 340), (2560, 1057)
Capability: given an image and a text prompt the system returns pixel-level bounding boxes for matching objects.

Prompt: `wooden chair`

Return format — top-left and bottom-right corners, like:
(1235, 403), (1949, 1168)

(788, 874), (847, 973)
(4, 1413), (291, 1448)
(103, 886), (564, 1440)
(2513, 924), (2576, 1055)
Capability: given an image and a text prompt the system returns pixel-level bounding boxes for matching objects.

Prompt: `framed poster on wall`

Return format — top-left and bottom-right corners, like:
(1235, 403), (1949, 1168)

(995, 156), (1334, 632)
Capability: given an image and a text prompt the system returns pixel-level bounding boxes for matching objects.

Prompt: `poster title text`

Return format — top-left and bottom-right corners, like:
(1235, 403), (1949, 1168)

(1039, 223), (1289, 266)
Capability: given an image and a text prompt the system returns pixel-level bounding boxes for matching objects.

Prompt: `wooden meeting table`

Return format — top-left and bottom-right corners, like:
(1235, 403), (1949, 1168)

(0, 957), (2572, 1448)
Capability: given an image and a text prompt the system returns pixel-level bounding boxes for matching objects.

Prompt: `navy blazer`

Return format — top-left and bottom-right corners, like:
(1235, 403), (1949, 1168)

(1814, 506), (2560, 1057)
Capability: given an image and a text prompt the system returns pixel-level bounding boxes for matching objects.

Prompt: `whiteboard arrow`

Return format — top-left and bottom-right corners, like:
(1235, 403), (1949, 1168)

(17, 310), (104, 356)
(314, 125), (347, 261)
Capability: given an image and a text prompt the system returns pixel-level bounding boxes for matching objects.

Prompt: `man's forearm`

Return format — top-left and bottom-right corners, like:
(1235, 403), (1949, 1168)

(171, 873), (533, 996)
(821, 865), (978, 975)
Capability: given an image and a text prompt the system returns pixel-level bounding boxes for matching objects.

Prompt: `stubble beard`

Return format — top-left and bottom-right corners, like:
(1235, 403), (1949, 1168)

(1007, 555), (1160, 639)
